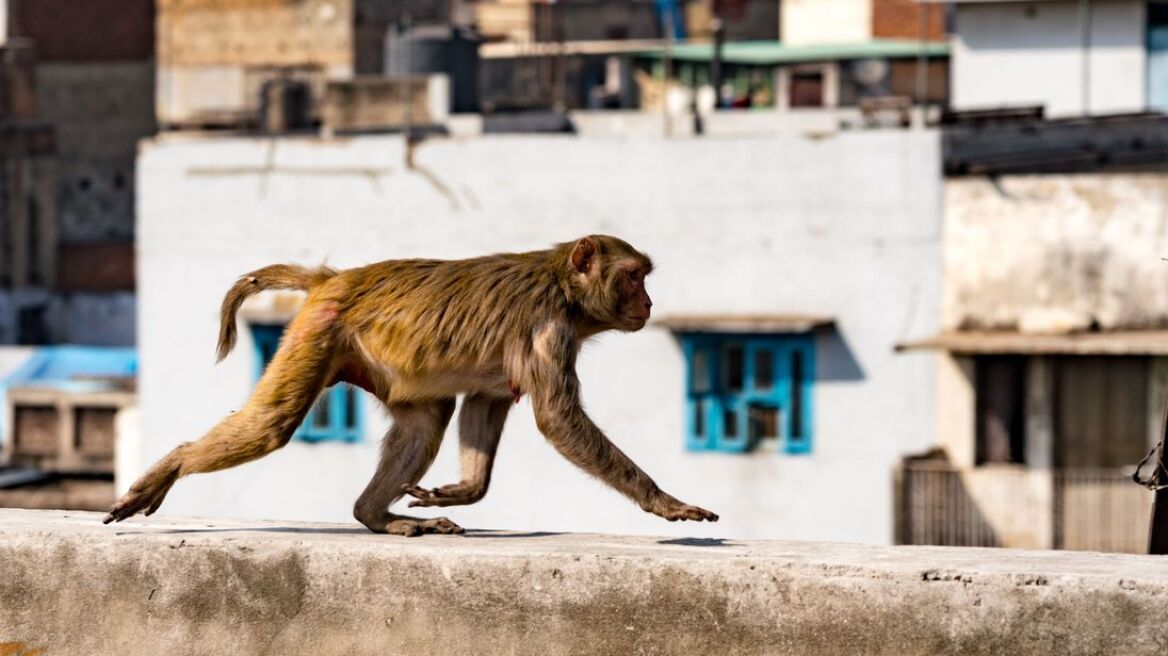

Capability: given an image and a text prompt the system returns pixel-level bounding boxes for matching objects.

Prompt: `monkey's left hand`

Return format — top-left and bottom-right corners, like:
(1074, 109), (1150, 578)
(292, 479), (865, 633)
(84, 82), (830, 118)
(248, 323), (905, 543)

(652, 497), (719, 523)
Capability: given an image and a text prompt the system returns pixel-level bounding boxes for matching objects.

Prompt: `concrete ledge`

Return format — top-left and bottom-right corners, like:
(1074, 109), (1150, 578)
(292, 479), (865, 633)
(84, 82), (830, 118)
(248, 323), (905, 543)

(2, 510), (1167, 655)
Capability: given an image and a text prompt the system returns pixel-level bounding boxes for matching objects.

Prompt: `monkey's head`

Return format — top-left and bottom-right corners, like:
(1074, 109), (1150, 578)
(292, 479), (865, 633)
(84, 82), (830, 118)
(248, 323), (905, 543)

(564, 235), (654, 332)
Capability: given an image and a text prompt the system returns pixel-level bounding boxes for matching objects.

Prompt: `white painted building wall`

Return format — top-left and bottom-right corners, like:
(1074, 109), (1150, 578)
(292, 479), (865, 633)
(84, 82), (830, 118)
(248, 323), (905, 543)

(952, 0), (1147, 116)
(781, 0), (872, 45)
(134, 129), (942, 544)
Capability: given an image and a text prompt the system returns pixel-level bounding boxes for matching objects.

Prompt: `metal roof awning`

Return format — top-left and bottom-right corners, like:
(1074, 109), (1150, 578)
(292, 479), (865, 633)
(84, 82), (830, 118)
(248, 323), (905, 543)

(639, 38), (950, 66)
(896, 331), (1168, 355)
(654, 314), (834, 334)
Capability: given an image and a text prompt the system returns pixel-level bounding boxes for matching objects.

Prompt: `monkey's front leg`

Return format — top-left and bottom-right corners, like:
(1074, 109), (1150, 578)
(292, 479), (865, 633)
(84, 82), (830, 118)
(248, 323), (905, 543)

(524, 324), (718, 524)
(405, 394), (510, 508)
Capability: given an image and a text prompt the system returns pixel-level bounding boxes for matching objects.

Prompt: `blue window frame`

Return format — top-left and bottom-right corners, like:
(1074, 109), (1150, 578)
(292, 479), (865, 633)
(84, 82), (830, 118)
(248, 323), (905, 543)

(681, 333), (814, 454)
(250, 324), (364, 443)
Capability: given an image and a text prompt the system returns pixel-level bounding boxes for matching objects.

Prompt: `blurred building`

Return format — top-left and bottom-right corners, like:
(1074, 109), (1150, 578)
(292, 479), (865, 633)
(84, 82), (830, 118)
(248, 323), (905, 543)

(624, 0), (948, 121)
(893, 7), (1168, 549)
(157, 0), (470, 129)
(131, 124), (942, 543)
(781, 0), (947, 45)
(948, 0), (1156, 117)
(0, 0), (151, 346)
(896, 166), (1167, 553)
(635, 39), (948, 114)
(475, 0), (779, 45)
(0, 345), (136, 511)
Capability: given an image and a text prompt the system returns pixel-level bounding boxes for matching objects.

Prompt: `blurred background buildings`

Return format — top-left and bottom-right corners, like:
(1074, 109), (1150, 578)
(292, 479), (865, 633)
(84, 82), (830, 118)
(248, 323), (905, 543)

(1, 0), (1167, 551)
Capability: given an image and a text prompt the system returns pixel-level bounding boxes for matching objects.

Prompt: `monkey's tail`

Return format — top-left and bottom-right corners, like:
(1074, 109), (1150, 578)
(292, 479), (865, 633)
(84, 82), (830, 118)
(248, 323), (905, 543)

(216, 263), (339, 362)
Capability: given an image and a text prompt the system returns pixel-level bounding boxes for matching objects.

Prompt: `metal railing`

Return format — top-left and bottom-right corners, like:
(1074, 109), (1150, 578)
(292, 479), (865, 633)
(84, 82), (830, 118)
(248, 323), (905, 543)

(898, 461), (1150, 553)
(1053, 469), (1151, 553)
(897, 461), (998, 548)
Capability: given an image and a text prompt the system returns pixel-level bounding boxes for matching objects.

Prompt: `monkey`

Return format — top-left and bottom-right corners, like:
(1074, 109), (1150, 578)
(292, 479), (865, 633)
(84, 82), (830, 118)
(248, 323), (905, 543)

(104, 235), (719, 536)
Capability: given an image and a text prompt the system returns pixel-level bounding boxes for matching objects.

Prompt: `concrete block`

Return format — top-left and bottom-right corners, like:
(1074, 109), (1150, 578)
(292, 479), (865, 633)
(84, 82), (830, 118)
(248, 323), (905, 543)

(1, 509), (1167, 655)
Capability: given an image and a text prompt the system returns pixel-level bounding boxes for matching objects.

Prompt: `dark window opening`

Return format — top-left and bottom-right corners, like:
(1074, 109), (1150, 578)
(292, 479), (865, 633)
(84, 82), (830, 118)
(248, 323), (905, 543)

(312, 393), (331, 429)
(724, 345), (744, 392)
(975, 356), (1027, 465)
(754, 348), (774, 390)
(791, 350), (804, 441)
(723, 407), (739, 439)
(17, 305), (49, 345)
(692, 349), (710, 393)
(749, 403), (779, 440)
(344, 387), (358, 429)
(789, 72), (824, 107)
(25, 194), (40, 285)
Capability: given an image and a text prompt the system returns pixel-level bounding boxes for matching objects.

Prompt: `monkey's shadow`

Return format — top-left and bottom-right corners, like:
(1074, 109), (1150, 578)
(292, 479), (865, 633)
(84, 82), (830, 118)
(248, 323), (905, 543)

(150, 527), (370, 536)
(139, 529), (728, 544)
(462, 529), (562, 539)
(656, 537), (737, 548)
(144, 527), (563, 539)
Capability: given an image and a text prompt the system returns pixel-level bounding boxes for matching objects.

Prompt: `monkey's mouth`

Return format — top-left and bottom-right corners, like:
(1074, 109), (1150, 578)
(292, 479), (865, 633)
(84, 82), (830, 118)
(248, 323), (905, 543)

(623, 315), (649, 330)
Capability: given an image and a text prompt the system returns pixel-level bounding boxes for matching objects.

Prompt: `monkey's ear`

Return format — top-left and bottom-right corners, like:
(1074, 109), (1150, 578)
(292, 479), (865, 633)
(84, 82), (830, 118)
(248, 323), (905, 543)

(570, 237), (598, 274)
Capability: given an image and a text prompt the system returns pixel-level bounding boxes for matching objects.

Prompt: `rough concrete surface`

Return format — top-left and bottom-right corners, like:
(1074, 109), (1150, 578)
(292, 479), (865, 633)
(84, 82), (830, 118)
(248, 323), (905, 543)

(1, 509), (1167, 655)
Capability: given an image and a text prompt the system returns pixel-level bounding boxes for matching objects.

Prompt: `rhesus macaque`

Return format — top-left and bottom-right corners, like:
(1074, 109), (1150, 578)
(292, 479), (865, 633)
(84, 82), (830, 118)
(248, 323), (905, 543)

(105, 236), (718, 536)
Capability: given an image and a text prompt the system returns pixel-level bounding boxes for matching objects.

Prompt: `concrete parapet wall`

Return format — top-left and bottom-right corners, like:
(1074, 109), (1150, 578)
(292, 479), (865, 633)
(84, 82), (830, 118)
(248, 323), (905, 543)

(2, 509), (1167, 655)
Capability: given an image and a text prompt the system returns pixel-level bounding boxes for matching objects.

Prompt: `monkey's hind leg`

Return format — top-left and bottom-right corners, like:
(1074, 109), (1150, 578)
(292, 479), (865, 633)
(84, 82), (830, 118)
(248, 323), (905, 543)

(353, 399), (462, 537)
(104, 301), (342, 524)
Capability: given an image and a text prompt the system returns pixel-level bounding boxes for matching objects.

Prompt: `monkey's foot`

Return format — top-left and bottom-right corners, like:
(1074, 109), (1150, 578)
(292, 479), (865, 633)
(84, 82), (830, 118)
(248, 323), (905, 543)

(403, 483), (482, 508)
(103, 465), (180, 524)
(383, 515), (465, 537)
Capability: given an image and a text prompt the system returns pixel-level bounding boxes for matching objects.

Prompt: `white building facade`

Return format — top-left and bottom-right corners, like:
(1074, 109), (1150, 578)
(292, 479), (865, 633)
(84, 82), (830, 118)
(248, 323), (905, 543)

(950, 0), (1159, 116)
(133, 129), (942, 543)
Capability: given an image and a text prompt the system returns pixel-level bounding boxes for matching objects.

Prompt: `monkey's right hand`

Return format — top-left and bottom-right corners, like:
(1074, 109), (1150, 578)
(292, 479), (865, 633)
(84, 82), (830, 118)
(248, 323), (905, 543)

(649, 496), (719, 523)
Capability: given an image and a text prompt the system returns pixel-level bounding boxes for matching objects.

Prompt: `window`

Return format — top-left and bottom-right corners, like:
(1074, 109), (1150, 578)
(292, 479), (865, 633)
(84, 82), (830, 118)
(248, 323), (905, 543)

(1148, 1), (1168, 111)
(682, 334), (814, 454)
(250, 324), (363, 443)
(975, 356), (1027, 465)
(972, 355), (1151, 469)
(789, 72), (824, 107)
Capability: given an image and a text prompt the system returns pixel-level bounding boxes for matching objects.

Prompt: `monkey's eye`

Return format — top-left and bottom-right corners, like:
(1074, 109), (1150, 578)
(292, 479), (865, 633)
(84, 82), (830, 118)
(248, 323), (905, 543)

(628, 271), (640, 283)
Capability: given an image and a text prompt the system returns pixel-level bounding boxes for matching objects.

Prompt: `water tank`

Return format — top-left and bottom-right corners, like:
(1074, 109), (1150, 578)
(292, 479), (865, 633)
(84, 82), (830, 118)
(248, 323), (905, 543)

(384, 24), (481, 113)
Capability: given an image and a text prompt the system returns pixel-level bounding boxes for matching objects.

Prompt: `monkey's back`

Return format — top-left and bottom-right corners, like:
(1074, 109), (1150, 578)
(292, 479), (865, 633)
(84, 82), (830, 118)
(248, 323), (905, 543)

(328, 251), (564, 383)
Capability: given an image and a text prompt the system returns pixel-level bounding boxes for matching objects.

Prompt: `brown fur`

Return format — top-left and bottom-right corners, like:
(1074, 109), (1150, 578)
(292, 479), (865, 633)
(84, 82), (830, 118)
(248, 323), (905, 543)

(216, 263), (338, 362)
(106, 236), (718, 535)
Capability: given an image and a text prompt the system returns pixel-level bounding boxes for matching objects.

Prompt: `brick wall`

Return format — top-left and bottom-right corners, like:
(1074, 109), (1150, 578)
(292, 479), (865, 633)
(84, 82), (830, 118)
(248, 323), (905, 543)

(872, 0), (946, 41)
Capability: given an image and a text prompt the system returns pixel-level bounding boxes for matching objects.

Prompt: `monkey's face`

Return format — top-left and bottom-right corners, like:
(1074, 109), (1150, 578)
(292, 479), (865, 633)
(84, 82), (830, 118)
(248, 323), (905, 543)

(612, 260), (653, 331)
(569, 235), (655, 332)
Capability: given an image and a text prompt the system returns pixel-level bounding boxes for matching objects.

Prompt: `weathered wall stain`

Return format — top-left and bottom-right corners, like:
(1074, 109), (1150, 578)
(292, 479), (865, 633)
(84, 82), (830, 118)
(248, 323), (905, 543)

(945, 174), (1168, 332)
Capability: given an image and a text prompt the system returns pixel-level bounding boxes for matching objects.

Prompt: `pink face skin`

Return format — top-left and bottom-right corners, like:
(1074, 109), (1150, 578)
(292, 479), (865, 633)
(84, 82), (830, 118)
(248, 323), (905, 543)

(620, 262), (653, 325)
